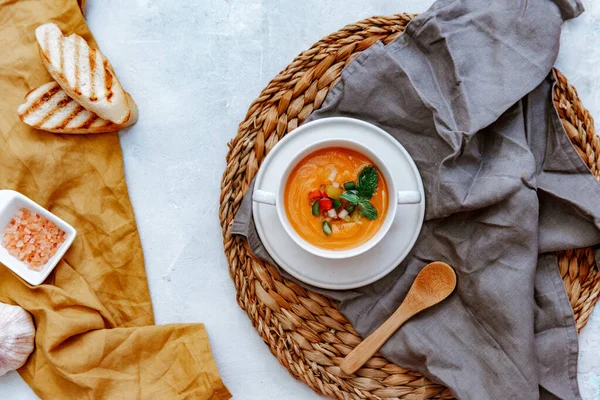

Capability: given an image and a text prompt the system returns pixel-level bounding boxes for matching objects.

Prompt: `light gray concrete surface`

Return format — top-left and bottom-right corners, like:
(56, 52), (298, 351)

(1, 1), (599, 399)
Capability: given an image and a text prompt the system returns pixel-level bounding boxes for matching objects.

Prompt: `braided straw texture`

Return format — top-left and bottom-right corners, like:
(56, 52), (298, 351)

(220, 14), (600, 399)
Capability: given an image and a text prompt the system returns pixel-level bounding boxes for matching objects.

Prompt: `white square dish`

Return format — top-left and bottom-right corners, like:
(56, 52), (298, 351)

(0, 190), (76, 286)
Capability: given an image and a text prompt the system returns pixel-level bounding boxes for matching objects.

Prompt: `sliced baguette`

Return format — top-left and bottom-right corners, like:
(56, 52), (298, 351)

(18, 82), (138, 134)
(36, 22), (133, 124)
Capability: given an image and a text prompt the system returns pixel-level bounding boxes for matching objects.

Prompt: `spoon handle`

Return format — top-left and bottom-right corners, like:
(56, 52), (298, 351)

(340, 303), (415, 375)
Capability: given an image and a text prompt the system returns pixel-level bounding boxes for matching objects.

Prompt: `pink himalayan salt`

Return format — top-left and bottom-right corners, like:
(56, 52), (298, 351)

(2, 208), (66, 271)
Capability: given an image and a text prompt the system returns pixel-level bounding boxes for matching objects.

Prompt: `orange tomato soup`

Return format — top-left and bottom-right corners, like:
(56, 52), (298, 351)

(284, 147), (388, 250)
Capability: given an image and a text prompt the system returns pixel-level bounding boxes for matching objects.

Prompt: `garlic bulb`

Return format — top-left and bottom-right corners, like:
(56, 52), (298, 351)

(0, 302), (35, 376)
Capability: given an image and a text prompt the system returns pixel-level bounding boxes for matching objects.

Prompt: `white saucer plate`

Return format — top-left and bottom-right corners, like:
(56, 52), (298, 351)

(253, 117), (425, 290)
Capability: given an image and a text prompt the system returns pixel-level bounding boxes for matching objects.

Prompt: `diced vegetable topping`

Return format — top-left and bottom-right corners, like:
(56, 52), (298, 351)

(319, 198), (333, 212)
(322, 221), (332, 235)
(325, 185), (343, 200)
(308, 165), (380, 237)
(311, 201), (320, 216)
(343, 181), (356, 190)
(308, 190), (323, 201)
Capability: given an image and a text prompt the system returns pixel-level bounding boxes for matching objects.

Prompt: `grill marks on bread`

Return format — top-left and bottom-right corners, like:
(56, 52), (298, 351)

(104, 60), (114, 101)
(20, 83), (61, 119)
(54, 105), (87, 130)
(73, 37), (81, 95)
(89, 48), (97, 102)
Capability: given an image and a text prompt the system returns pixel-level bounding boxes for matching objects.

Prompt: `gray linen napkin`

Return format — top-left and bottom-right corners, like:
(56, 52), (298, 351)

(232, 0), (600, 398)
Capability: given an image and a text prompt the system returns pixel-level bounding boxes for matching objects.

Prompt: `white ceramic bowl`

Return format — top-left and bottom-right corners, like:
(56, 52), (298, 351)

(253, 138), (421, 259)
(0, 190), (76, 286)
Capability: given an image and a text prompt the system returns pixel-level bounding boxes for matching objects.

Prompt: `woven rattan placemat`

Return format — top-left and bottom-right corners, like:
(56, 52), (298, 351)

(220, 13), (600, 399)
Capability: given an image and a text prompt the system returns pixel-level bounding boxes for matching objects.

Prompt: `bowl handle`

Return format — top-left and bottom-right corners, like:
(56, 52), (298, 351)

(397, 191), (421, 204)
(253, 190), (277, 205)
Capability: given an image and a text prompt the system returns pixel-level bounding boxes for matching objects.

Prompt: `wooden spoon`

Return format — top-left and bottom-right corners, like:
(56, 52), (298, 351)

(339, 262), (457, 375)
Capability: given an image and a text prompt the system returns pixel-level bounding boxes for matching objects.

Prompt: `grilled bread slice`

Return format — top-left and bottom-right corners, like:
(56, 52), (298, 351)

(35, 23), (133, 124)
(18, 82), (138, 134)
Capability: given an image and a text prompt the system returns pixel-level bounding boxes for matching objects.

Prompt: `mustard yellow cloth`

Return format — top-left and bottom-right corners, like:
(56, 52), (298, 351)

(0, 1), (231, 398)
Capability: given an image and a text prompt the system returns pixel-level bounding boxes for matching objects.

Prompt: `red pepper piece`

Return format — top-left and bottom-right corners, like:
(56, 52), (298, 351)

(308, 190), (323, 201)
(319, 198), (333, 211)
